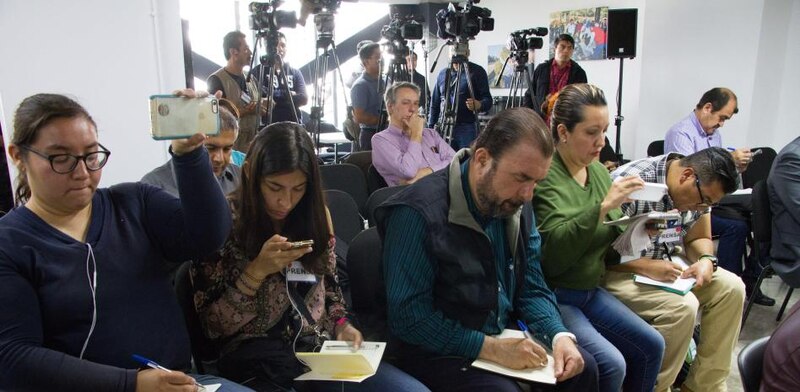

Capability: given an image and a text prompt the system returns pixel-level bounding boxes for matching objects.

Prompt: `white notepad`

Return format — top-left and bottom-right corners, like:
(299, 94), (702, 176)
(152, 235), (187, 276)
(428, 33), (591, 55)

(471, 329), (556, 385)
(295, 341), (386, 383)
(632, 256), (696, 295)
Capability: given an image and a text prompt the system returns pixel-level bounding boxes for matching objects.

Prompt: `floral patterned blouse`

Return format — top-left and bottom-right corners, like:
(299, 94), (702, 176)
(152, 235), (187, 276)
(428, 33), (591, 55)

(191, 235), (348, 355)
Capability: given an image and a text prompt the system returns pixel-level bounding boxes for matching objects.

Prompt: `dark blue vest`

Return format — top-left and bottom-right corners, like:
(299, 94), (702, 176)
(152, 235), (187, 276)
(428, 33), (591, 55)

(375, 163), (532, 331)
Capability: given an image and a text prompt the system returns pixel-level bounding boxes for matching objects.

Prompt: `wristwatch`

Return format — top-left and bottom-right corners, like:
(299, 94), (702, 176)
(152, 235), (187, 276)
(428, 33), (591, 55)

(698, 254), (718, 272)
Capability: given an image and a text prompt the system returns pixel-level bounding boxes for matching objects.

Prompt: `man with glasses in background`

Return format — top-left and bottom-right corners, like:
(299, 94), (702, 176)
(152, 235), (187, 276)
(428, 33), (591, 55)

(603, 147), (745, 392)
(663, 87), (774, 306)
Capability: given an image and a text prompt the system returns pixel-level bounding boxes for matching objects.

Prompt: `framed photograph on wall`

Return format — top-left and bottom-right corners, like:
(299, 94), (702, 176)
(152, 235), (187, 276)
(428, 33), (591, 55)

(549, 7), (609, 61)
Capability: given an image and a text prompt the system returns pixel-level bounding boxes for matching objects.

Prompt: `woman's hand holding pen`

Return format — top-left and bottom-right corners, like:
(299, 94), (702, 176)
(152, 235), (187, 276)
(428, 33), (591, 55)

(136, 368), (199, 392)
(478, 336), (548, 370)
(249, 234), (313, 278)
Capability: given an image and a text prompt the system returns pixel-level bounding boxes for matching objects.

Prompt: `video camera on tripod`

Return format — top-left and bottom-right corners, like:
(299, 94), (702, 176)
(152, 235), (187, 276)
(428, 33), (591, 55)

(495, 27), (548, 108)
(248, 1), (299, 125)
(507, 28), (547, 64)
(429, 0), (493, 144)
(435, 0), (494, 43)
(249, 0), (297, 32)
(381, 14), (423, 59)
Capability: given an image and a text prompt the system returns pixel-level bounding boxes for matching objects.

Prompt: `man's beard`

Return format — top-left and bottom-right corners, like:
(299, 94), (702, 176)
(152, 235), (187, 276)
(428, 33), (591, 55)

(475, 165), (524, 218)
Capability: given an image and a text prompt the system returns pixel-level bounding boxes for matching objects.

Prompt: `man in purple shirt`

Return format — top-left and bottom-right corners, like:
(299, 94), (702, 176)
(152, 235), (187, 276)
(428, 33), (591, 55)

(663, 87), (774, 306)
(372, 82), (455, 186)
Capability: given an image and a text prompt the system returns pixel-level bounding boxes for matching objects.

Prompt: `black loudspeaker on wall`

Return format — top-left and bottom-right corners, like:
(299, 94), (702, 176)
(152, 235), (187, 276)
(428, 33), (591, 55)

(607, 8), (638, 59)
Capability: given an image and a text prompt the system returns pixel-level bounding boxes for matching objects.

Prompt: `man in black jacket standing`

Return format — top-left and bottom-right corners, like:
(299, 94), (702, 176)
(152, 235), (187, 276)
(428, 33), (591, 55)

(524, 34), (587, 116)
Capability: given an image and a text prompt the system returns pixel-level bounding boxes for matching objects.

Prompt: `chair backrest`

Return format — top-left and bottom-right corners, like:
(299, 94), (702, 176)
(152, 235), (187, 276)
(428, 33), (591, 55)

(324, 189), (364, 245)
(346, 227), (388, 341)
(600, 136), (617, 163)
(742, 147), (778, 189)
(647, 140), (664, 157)
(343, 151), (373, 181)
(366, 164), (388, 195)
(174, 261), (218, 373)
(319, 163), (369, 215)
(365, 185), (407, 227)
(738, 336), (771, 392)
(751, 180), (772, 243)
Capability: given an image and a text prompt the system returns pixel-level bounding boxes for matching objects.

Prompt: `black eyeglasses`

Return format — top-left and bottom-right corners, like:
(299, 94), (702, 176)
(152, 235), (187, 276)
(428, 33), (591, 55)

(694, 177), (718, 207)
(20, 144), (111, 174)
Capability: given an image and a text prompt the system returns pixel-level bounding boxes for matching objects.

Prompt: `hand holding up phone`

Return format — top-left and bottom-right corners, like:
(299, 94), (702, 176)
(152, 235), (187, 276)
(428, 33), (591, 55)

(250, 235), (314, 277)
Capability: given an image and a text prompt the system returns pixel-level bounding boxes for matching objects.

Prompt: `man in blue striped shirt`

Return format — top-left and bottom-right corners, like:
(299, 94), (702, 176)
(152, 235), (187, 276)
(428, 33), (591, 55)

(377, 107), (598, 391)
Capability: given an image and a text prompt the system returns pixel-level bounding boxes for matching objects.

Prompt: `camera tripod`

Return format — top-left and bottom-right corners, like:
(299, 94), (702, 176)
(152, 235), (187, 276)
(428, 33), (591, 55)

(430, 40), (477, 144)
(376, 50), (412, 132)
(250, 29), (299, 126)
(494, 52), (532, 109)
(308, 12), (351, 150)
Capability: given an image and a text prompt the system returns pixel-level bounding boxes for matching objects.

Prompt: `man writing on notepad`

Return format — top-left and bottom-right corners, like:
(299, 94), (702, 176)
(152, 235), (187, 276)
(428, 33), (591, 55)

(376, 108), (598, 392)
(604, 147), (745, 392)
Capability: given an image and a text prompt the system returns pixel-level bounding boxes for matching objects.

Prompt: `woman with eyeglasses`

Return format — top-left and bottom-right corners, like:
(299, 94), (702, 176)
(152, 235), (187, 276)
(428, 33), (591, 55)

(0, 93), (252, 391)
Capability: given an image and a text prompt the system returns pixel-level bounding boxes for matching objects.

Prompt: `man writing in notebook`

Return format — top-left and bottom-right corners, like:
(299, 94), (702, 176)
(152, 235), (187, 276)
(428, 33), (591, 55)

(376, 108), (598, 392)
(604, 147), (745, 392)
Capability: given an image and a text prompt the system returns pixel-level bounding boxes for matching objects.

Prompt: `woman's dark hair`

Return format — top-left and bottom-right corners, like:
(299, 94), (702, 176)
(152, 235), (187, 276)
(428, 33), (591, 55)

(231, 122), (331, 273)
(12, 93), (96, 205)
(550, 83), (607, 144)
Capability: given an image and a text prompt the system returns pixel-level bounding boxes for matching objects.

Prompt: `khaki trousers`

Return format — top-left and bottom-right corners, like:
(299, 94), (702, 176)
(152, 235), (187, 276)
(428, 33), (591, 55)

(602, 269), (744, 392)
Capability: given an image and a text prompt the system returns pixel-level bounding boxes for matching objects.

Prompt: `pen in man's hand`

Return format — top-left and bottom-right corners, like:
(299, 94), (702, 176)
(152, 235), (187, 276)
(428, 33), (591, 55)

(517, 320), (552, 355)
(132, 354), (206, 391)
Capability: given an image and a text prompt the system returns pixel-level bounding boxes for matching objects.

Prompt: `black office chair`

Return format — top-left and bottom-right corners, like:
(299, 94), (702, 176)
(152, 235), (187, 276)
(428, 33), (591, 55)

(737, 336), (770, 392)
(366, 164), (388, 195)
(365, 185), (407, 227)
(324, 189), (364, 245)
(343, 151), (373, 182)
(346, 227), (388, 342)
(742, 180), (795, 326)
(742, 147), (777, 189)
(319, 163), (369, 216)
(174, 261), (219, 374)
(647, 140), (664, 157)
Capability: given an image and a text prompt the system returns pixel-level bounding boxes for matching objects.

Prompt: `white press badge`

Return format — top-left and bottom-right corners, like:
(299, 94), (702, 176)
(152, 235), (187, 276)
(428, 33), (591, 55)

(287, 261), (317, 283)
(658, 220), (683, 244)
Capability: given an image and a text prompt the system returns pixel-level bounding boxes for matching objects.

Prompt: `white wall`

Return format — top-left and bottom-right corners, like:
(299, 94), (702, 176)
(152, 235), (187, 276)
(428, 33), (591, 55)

(0, 0), (186, 187)
(764, 0), (800, 150)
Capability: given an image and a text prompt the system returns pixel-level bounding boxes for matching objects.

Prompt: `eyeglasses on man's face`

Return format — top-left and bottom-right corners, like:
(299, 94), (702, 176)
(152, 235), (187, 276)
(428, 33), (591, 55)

(20, 144), (111, 174)
(694, 177), (719, 207)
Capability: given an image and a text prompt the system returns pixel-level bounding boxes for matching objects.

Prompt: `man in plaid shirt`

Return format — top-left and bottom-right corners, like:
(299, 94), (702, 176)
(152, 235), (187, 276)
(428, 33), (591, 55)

(603, 147), (745, 392)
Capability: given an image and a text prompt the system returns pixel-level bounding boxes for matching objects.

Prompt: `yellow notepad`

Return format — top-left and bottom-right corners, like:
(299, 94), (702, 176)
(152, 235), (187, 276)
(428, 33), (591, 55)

(295, 341), (386, 383)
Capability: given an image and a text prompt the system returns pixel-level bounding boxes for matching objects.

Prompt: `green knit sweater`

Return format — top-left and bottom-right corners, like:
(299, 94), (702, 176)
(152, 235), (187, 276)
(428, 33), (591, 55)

(532, 151), (624, 290)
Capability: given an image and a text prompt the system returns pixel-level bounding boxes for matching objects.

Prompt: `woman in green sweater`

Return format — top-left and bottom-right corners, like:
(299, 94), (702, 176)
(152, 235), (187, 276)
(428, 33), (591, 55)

(532, 84), (664, 392)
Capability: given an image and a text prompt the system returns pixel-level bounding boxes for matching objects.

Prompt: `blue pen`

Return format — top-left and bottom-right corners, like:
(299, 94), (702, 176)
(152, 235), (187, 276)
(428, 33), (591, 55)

(132, 354), (206, 391)
(726, 147), (736, 152)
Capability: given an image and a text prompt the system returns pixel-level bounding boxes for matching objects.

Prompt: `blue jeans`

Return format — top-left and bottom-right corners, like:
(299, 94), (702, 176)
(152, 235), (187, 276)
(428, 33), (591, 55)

(555, 287), (664, 392)
(450, 123), (477, 151)
(192, 374), (256, 392)
(711, 215), (759, 279)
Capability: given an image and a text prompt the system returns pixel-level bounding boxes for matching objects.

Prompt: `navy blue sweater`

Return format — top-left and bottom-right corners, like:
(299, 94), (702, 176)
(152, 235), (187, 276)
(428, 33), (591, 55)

(0, 147), (231, 391)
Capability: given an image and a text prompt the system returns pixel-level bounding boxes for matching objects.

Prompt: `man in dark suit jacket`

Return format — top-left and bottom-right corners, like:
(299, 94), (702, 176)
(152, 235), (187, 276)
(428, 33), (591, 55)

(767, 136), (800, 287)
(524, 34), (587, 115)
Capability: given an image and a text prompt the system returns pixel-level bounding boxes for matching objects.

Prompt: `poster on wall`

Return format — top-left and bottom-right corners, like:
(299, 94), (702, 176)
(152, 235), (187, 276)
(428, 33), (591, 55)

(549, 7), (608, 61)
(487, 44), (513, 89)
